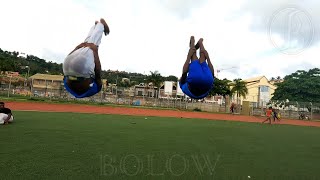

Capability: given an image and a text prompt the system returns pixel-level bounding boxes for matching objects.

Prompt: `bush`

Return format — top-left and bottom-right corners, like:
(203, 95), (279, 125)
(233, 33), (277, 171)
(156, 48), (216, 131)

(193, 108), (202, 112)
(30, 97), (45, 101)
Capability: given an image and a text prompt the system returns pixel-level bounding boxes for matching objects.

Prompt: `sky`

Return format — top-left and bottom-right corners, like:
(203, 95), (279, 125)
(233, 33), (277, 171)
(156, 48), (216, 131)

(0, 0), (319, 80)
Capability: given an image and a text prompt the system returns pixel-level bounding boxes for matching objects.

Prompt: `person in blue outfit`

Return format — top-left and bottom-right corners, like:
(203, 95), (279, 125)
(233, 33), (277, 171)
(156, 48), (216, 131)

(63, 18), (110, 98)
(179, 36), (215, 99)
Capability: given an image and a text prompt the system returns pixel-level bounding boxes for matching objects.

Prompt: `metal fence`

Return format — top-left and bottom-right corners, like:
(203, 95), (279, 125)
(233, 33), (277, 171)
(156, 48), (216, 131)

(1, 86), (319, 120)
(0, 86), (229, 113)
(251, 100), (320, 120)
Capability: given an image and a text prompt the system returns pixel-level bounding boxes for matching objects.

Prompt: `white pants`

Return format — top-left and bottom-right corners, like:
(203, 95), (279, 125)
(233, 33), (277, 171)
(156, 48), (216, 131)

(0, 113), (14, 124)
(63, 22), (105, 78)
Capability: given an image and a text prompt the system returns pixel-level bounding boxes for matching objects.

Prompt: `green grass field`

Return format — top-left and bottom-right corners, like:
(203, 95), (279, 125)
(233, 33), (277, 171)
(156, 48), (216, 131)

(1, 111), (320, 180)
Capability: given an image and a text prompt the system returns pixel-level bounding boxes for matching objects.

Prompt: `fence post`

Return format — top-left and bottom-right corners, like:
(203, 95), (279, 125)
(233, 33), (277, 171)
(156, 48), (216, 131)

(289, 106), (291, 119)
(251, 103), (254, 116)
(310, 102), (313, 120)
(212, 103), (214, 112)
(7, 76), (12, 97)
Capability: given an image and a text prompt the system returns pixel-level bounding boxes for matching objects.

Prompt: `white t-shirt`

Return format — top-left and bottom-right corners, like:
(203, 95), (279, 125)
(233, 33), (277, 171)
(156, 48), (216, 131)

(63, 47), (95, 78)
(0, 113), (14, 124)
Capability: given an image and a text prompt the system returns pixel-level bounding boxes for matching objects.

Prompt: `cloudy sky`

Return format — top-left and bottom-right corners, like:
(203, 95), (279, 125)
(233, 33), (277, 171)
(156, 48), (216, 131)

(0, 0), (319, 80)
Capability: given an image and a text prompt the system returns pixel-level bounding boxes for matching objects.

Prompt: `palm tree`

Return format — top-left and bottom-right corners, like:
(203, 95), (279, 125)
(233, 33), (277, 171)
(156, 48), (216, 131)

(231, 78), (248, 106)
(146, 71), (163, 98)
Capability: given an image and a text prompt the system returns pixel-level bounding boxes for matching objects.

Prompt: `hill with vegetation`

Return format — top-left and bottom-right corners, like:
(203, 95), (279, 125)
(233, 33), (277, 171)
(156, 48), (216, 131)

(0, 48), (178, 86)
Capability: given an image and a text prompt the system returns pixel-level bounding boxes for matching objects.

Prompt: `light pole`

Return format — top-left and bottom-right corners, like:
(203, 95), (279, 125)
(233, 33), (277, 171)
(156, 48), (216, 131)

(7, 75), (12, 97)
(21, 65), (31, 94)
(143, 78), (146, 101)
(30, 78), (33, 98)
(116, 75), (118, 96)
(310, 102), (313, 120)
(26, 66), (32, 98)
(26, 66), (30, 80)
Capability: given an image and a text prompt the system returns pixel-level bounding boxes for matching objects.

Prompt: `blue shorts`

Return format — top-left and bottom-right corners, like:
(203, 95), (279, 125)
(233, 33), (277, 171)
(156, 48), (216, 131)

(187, 60), (214, 87)
(63, 77), (102, 98)
(179, 60), (214, 99)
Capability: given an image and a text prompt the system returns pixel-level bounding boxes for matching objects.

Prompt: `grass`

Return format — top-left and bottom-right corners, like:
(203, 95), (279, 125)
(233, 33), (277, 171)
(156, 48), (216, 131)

(1, 111), (320, 180)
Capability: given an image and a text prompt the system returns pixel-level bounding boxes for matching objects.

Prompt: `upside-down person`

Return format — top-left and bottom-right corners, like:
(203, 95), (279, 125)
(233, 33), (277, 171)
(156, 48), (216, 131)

(179, 36), (215, 99)
(63, 18), (110, 98)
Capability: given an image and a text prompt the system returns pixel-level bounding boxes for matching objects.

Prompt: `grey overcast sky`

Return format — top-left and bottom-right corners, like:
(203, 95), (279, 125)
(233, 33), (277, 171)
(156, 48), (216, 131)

(0, 0), (319, 80)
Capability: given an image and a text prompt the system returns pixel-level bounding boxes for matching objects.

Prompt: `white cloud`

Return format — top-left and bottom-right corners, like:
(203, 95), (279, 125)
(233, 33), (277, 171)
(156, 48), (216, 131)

(0, 0), (319, 80)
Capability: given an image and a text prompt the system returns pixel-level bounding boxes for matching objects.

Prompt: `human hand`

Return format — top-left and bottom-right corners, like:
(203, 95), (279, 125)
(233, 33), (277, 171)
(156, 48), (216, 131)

(76, 42), (87, 49)
(85, 43), (98, 52)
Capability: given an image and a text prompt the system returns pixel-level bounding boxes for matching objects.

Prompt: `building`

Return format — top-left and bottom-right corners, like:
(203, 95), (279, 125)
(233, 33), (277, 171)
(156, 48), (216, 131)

(0, 71), (20, 77)
(0, 71), (26, 89)
(29, 73), (64, 97)
(232, 76), (277, 107)
(159, 81), (179, 98)
(269, 78), (284, 85)
(134, 83), (158, 98)
(133, 81), (182, 99)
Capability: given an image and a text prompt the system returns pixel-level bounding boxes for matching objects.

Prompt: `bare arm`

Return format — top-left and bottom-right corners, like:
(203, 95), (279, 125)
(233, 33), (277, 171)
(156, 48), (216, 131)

(68, 42), (87, 55)
(93, 51), (102, 87)
(86, 43), (102, 87)
(179, 59), (189, 85)
(4, 113), (12, 123)
(207, 58), (215, 77)
(179, 48), (196, 84)
(205, 50), (215, 77)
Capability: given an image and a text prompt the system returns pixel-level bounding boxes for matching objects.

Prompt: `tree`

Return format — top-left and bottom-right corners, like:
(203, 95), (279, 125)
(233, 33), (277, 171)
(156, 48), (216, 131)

(210, 78), (232, 97)
(164, 75), (178, 82)
(272, 68), (320, 102)
(118, 78), (135, 88)
(231, 78), (248, 105)
(0, 48), (63, 76)
(210, 78), (232, 109)
(146, 71), (163, 98)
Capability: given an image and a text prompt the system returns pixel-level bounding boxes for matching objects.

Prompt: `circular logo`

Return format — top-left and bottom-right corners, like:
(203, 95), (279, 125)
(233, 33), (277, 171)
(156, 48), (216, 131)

(268, 7), (314, 55)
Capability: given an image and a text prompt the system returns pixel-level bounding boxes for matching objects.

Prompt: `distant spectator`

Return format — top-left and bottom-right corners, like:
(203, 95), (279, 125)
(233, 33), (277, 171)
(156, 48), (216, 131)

(0, 102), (14, 125)
(230, 102), (235, 114)
(272, 109), (280, 122)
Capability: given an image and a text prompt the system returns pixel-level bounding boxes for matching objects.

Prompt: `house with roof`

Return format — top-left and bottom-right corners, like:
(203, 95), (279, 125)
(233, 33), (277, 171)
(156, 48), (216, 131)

(29, 74), (112, 98)
(132, 81), (181, 99)
(231, 76), (277, 107)
(29, 73), (64, 97)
